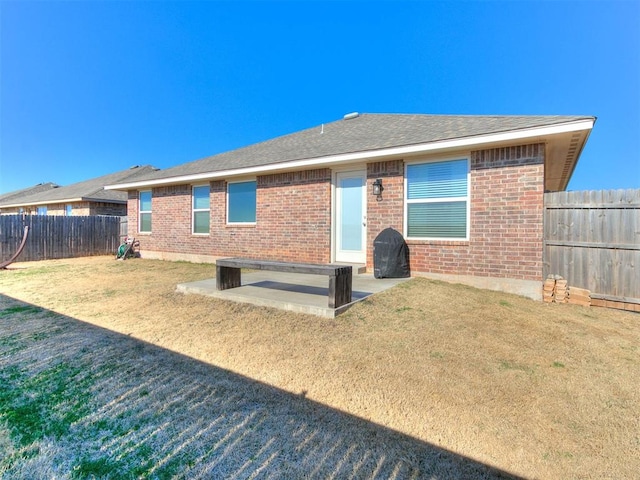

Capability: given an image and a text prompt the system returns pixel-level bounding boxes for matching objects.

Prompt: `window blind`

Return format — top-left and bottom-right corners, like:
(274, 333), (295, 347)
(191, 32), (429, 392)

(407, 202), (467, 238)
(407, 159), (467, 199)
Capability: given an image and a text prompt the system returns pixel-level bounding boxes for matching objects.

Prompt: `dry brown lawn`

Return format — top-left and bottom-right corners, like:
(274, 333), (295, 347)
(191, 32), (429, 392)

(1, 256), (638, 479)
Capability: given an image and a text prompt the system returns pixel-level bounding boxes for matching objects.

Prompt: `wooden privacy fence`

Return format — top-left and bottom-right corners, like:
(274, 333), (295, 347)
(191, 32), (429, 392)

(544, 189), (640, 310)
(0, 215), (124, 263)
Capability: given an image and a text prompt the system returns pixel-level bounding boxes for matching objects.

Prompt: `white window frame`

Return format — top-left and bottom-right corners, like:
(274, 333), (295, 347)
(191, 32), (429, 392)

(226, 179), (257, 225)
(192, 184), (211, 235)
(139, 190), (152, 233)
(404, 156), (470, 241)
(37, 206), (48, 216)
(65, 204), (73, 216)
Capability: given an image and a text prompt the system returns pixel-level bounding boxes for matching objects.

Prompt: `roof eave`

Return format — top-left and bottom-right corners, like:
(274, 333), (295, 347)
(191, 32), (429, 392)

(105, 118), (596, 191)
(543, 117), (597, 192)
(0, 197), (127, 209)
(559, 126), (594, 191)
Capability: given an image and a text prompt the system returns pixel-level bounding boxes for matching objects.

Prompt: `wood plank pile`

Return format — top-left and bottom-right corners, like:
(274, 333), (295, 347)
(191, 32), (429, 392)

(543, 275), (591, 306)
(590, 298), (640, 312)
(543, 277), (556, 303)
(555, 279), (568, 303)
(567, 286), (592, 307)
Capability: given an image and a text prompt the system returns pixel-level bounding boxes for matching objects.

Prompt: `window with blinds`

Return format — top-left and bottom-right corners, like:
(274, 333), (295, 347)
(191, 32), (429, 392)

(405, 159), (469, 239)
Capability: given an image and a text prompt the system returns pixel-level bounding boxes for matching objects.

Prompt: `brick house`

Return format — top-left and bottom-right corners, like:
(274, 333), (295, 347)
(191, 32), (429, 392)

(107, 114), (595, 299)
(0, 182), (60, 211)
(0, 165), (157, 216)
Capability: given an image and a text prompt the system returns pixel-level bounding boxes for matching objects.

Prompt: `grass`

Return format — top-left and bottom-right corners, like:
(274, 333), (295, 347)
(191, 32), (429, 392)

(498, 360), (535, 374)
(0, 362), (91, 447)
(0, 305), (42, 317)
(72, 458), (120, 479)
(0, 307), (205, 479)
(1, 256), (639, 479)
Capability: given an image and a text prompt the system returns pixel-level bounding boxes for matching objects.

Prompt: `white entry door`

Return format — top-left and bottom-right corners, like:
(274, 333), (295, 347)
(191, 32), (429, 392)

(335, 171), (367, 263)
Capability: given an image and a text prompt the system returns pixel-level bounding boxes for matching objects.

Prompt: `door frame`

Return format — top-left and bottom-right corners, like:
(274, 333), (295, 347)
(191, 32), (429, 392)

(331, 167), (367, 264)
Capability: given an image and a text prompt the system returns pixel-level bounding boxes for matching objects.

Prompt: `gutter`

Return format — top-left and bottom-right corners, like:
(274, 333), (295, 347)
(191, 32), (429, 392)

(0, 197), (127, 209)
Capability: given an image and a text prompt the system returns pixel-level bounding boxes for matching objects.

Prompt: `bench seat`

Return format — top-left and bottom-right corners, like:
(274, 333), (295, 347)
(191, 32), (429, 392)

(215, 258), (353, 309)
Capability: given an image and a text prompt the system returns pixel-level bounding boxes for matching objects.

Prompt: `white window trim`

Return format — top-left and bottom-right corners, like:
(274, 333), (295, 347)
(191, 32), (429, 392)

(192, 184), (211, 235)
(403, 156), (471, 241)
(139, 190), (152, 233)
(226, 179), (257, 225)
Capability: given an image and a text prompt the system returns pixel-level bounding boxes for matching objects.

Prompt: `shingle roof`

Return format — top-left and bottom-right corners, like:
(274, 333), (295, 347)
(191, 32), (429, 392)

(120, 113), (594, 184)
(0, 182), (59, 203)
(0, 166), (158, 207)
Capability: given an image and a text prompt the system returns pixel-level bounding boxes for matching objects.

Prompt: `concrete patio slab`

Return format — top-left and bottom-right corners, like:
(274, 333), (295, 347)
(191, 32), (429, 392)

(177, 271), (410, 318)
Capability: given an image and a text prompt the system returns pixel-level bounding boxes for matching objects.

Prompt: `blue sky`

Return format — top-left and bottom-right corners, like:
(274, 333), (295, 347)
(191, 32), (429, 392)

(1, 0), (638, 194)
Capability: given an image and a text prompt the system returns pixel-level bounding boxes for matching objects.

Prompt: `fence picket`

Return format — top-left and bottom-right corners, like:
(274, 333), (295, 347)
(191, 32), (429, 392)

(0, 215), (123, 262)
(544, 189), (640, 306)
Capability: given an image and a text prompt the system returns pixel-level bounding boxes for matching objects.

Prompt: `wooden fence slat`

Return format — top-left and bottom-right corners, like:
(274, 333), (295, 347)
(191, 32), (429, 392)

(0, 215), (123, 262)
(544, 189), (640, 305)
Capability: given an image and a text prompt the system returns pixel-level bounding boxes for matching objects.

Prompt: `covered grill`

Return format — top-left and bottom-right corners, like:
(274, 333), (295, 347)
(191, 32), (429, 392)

(373, 227), (410, 279)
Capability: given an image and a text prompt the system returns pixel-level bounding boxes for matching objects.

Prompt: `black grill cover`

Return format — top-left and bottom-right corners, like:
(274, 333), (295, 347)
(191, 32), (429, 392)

(373, 228), (410, 279)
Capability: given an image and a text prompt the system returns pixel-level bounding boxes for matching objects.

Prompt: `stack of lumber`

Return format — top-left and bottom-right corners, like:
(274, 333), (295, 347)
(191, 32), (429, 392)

(543, 278), (556, 303)
(567, 286), (591, 307)
(543, 275), (591, 306)
(555, 279), (568, 303)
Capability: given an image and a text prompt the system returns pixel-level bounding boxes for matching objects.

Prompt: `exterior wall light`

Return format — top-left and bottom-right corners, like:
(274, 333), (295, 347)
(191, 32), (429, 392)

(372, 178), (384, 201)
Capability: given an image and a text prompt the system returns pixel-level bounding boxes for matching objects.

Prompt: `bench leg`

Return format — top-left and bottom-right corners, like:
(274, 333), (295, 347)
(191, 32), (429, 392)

(216, 265), (241, 290)
(329, 272), (352, 309)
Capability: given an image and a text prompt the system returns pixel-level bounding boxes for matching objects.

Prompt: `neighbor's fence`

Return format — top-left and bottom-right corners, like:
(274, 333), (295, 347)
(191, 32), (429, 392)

(543, 189), (640, 309)
(0, 215), (123, 263)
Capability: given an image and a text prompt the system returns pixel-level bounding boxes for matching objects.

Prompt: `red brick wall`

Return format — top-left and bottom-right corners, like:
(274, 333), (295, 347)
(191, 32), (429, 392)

(147, 185), (193, 252)
(127, 191), (139, 233)
(467, 144), (544, 280)
(365, 144), (545, 281)
(366, 160), (405, 267)
(128, 169), (332, 263)
(128, 144), (544, 282)
(255, 170), (332, 261)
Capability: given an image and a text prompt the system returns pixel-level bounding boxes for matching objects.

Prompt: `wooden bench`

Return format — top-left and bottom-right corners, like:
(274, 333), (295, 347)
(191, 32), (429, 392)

(215, 258), (353, 309)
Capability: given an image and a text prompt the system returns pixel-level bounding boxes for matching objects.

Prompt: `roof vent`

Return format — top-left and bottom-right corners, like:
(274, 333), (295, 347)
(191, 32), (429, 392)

(343, 112), (360, 120)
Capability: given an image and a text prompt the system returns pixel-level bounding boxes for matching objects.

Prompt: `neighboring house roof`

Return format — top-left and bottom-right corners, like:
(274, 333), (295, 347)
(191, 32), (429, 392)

(106, 113), (595, 192)
(0, 182), (59, 204)
(0, 165), (158, 209)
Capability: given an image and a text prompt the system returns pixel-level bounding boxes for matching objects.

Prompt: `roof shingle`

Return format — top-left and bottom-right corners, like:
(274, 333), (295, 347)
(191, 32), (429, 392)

(0, 166), (158, 207)
(123, 113), (593, 183)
